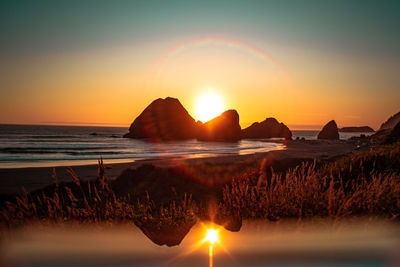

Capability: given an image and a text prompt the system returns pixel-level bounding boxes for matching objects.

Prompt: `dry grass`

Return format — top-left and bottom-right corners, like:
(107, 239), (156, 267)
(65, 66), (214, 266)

(221, 142), (400, 220)
(1, 143), (399, 233)
(0, 158), (197, 232)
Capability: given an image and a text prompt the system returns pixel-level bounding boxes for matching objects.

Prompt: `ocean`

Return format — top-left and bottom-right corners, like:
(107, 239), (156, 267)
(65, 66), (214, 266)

(291, 130), (373, 140)
(0, 124), (372, 169)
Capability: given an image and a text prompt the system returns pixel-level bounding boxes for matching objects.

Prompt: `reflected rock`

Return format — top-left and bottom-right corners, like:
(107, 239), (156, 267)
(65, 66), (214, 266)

(135, 220), (196, 246)
(317, 120), (339, 140)
(242, 117), (292, 140)
(123, 97), (198, 141)
(197, 110), (241, 142)
(215, 214), (242, 232)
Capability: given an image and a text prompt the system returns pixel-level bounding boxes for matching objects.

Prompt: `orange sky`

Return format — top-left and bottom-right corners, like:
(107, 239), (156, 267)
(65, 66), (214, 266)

(1, 38), (398, 130)
(1, 2), (399, 130)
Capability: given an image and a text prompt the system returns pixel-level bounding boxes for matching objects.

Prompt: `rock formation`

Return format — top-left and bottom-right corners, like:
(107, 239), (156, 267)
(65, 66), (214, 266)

(317, 120), (339, 140)
(384, 121), (400, 144)
(370, 111), (400, 143)
(339, 126), (374, 132)
(241, 117), (292, 140)
(197, 110), (241, 142)
(123, 97), (198, 141)
(379, 111), (400, 131)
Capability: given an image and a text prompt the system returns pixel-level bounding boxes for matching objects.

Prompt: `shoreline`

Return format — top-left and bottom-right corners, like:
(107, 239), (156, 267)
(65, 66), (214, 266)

(0, 140), (358, 194)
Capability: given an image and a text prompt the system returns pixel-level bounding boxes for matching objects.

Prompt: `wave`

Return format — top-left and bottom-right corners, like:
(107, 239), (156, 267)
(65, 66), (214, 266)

(0, 135), (80, 139)
(0, 125), (288, 168)
(0, 146), (122, 153)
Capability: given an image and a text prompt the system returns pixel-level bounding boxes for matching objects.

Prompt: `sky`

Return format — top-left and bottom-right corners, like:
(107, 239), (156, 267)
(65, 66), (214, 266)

(0, 0), (399, 130)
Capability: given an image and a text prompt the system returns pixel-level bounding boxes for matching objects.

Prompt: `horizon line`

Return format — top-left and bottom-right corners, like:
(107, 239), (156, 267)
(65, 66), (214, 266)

(0, 122), (325, 131)
(0, 122), (130, 128)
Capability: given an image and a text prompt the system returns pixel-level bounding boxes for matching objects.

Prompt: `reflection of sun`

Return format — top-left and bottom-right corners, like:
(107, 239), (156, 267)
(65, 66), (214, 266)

(195, 91), (225, 122)
(164, 223), (230, 266)
(204, 229), (219, 244)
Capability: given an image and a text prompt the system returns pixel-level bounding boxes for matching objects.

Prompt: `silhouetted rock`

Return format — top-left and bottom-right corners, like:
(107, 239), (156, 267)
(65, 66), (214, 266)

(370, 112), (400, 143)
(379, 111), (400, 131)
(242, 117), (292, 140)
(384, 121), (400, 144)
(339, 126), (374, 132)
(370, 129), (390, 144)
(317, 120), (339, 140)
(123, 97), (198, 141)
(197, 110), (241, 142)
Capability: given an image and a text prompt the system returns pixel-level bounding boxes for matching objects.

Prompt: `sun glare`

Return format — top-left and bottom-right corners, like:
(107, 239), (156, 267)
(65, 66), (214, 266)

(204, 229), (219, 244)
(195, 91), (225, 123)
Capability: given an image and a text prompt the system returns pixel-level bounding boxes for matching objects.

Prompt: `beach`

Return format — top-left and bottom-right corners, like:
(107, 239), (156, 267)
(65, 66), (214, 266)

(2, 2), (400, 266)
(0, 139), (358, 194)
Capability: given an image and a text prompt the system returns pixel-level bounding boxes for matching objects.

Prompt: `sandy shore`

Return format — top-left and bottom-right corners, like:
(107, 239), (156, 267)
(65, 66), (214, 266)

(0, 140), (357, 194)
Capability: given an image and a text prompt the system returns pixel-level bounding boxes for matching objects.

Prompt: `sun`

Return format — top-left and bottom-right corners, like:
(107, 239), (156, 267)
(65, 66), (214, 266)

(195, 91), (225, 123)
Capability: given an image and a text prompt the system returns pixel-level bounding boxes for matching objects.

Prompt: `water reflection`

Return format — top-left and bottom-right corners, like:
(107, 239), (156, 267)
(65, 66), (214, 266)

(2, 219), (399, 266)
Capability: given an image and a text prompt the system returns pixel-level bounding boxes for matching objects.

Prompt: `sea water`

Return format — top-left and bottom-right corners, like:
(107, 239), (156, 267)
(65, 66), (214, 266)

(292, 130), (374, 140)
(0, 125), (373, 168)
(0, 124), (284, 168)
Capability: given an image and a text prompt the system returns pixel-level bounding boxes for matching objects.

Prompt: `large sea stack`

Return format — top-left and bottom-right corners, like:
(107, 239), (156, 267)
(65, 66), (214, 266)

(242, 117), (292, 140)
(317, 120), (339, 140)
(197, 110), (241, 142)
(123, 97), (198, 141)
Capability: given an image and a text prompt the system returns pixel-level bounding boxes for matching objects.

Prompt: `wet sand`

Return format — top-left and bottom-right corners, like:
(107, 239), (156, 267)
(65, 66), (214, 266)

(0, 140), (357, 194)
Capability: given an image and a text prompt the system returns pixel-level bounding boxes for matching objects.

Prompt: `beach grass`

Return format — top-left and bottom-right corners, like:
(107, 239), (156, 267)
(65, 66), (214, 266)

(1, 142), (399, 235)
